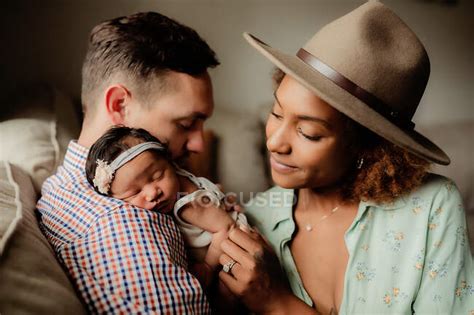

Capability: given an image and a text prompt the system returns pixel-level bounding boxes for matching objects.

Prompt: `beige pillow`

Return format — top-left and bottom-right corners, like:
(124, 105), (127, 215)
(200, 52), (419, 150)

(0, 161), (86, 314)
(0, 118), (60, 194)
(0, 84), (80, 193)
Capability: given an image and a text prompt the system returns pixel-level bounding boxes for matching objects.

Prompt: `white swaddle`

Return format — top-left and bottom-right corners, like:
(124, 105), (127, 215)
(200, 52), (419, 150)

(172, 166), (247, 249)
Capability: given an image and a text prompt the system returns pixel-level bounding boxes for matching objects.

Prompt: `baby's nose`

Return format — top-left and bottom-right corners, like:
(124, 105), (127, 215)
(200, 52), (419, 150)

(145, 184), (163, 202)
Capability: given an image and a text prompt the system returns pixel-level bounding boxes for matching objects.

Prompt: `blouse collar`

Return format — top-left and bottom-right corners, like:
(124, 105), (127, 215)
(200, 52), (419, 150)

(265, 187), (408, 231)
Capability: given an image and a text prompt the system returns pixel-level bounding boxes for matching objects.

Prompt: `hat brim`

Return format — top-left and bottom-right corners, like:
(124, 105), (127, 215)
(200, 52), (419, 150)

(244, 32), (450, 165)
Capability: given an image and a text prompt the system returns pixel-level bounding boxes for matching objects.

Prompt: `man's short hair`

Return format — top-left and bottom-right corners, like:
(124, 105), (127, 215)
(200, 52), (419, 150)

(81, 12), (219, 116)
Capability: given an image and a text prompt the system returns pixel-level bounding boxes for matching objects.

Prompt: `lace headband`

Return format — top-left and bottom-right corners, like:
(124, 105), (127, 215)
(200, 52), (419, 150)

(93, 142), (166, 195)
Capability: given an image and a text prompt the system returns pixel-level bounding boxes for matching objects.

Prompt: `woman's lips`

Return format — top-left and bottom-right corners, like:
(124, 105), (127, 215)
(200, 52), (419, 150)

(270, 156), (298, 174)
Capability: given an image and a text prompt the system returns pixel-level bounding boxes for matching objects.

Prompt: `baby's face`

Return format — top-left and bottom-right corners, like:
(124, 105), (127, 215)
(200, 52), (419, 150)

(110, 151), (179, 214)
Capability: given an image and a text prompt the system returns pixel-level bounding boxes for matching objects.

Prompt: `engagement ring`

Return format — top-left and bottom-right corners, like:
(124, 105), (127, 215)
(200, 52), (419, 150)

(223, 260), (237, 273)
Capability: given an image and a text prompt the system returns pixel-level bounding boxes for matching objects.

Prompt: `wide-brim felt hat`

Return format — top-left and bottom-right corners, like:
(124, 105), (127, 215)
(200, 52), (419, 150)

(244, 0), (450, 165)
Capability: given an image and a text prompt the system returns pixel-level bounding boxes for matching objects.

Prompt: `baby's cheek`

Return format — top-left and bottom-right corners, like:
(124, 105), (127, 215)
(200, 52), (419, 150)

(129, 195), (147, 209)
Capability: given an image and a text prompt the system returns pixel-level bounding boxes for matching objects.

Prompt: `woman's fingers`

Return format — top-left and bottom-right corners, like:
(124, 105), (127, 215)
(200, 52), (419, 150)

(238, 223), (251, 234)
(219, 270), (242, 296)
(220, 238), (255, 269)
(218, 226), (290, 314)
(232, 204), (244, 213)
(218, 253), (249, 297)
(219, 253), (245, 279)
(228, 227), (265, 259)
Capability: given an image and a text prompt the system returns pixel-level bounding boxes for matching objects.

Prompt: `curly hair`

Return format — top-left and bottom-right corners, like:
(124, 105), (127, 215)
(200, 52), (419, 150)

(81, 12), (219, 116)
(272, 68), (431, 204)
(85, 126), (170, 195)
(340, 120), (431, 203)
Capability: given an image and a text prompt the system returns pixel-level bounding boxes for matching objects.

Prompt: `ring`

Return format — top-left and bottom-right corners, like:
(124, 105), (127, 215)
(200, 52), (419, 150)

(223, 260), (237, 273)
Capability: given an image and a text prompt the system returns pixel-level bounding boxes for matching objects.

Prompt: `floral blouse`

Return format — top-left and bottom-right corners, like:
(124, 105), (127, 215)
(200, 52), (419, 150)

(245, 174), (474, 314)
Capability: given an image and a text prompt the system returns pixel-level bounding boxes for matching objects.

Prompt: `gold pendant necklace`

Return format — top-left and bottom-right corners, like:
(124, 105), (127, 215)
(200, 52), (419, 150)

(304, 205), (340, 232)
(301, 190), (340, 232)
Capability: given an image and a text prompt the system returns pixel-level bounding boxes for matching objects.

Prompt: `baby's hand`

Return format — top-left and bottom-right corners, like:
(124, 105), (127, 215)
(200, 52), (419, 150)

(222, 193), (244, 213)
(205, 227), (233, 269)
(214, 183), (243, 214)
(180, 202), (235, 233)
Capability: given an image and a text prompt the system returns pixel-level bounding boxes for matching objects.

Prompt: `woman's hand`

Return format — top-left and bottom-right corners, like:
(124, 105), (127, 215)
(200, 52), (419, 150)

(218, 226), (291, 314)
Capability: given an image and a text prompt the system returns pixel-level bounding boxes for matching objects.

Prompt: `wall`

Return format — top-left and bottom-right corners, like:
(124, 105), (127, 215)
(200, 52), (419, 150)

(0, 0), (472, 125)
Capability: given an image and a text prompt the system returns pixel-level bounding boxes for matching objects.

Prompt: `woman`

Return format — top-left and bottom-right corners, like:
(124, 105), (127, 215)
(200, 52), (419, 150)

(218, 1), (474, 314)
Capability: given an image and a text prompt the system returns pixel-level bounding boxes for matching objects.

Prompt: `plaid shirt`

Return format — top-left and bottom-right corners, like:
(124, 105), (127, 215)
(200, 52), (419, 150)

(37, 141), (210, 314)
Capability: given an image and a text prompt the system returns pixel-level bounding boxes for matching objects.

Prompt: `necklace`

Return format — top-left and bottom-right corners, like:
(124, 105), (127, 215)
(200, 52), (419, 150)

(304, 205), (340, 232)
(300, 190), (341, 232)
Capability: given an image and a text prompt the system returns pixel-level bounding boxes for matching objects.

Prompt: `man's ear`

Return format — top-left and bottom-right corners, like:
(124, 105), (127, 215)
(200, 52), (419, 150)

(104, 85), (131, 125)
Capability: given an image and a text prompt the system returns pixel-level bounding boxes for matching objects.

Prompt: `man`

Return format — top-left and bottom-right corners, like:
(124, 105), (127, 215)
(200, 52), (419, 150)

(37, 12), (219, 313)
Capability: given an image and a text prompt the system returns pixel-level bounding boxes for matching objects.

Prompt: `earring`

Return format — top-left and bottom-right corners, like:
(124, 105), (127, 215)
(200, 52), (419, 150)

(357, 157), (364, 169)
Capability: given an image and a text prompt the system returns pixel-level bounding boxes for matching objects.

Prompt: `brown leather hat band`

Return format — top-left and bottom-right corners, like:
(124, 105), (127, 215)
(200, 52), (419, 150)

(297, 48), (415, 130)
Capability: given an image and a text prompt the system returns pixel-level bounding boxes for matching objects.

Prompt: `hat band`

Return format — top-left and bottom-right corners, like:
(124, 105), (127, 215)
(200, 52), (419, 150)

(296, 48), (415, 130)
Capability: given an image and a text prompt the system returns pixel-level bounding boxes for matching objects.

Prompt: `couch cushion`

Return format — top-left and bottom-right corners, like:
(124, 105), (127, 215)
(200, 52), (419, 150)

(0, 161), (86, 314)
(0, 161), (30, 249)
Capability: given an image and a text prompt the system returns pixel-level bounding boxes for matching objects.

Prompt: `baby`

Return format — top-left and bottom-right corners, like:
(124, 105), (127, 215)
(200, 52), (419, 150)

(85, 126), (247, 285)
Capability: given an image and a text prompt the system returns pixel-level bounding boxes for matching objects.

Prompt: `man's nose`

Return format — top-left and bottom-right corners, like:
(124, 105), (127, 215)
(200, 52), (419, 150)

(266, 124), (291, 154)
(186, 128), (205, 154)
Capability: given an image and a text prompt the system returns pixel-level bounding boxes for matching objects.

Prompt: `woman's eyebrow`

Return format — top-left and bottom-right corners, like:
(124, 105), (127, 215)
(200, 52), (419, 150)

(273, 91), (332, 129)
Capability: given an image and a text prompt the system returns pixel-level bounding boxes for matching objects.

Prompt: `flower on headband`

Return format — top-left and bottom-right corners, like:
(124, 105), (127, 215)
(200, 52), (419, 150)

(93, 159), (114, 195)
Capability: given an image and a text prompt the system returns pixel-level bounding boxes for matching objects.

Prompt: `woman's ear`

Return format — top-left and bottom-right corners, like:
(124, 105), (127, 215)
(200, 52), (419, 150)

(104, 85), (131, 125)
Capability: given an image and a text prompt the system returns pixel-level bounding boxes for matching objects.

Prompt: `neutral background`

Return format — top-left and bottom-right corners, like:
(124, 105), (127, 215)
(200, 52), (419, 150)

(0, 0), (472, 125)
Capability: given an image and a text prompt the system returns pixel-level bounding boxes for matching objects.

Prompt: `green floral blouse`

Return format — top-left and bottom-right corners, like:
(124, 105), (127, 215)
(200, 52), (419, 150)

(245, 174), (474, 314)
